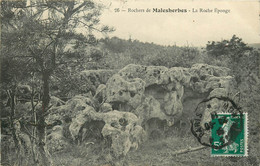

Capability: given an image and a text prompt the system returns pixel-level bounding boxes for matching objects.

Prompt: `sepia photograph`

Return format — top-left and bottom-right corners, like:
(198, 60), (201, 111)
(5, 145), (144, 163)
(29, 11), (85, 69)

(1, 0), (260, 165)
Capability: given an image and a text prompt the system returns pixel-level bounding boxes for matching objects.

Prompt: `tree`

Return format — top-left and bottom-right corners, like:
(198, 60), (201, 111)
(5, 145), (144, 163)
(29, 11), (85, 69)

(1, 1), (113, 165)
(206, 35), (259, 86)
(206, 35), (253, 58)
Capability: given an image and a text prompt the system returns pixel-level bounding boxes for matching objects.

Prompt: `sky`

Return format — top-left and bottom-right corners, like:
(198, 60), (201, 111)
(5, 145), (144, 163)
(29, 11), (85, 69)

(98, 0), (260, 47)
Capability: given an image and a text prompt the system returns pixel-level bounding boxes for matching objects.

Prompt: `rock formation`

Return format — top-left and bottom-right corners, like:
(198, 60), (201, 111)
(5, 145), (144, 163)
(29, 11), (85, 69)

(46, 95), (146, 157)
(104, 64), (235, 134)
(46, 63), (236, 157)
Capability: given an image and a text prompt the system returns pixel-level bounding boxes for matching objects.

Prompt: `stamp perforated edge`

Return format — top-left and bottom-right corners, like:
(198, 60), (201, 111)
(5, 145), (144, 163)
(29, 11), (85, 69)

(210, 112), (248, 157)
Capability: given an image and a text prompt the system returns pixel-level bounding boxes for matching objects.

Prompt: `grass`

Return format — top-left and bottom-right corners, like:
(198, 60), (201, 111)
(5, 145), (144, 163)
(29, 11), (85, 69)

(3, 80), (260, 166)
(50, 125), (259, 166)
(2, 115), (259, 166)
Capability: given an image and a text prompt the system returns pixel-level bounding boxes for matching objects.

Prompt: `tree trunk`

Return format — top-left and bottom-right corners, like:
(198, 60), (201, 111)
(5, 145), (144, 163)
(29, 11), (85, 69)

(30, 73), (38, 164)
(7, 89), (19, 148)
(37, 70), (51, 166)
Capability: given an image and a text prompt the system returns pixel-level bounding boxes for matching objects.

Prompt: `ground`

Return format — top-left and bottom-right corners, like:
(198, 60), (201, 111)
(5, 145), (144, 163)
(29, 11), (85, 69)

(51, 124), (259, 166)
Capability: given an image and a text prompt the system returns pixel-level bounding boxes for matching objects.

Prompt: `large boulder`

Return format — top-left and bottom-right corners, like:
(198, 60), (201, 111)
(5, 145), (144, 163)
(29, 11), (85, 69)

(104, 64), (236, 134)
(46, 95), (93, 152)
(46, 95), (146, 157)
(106, 74), (146, 111)
(183, 64), (236, 127)
(100, 110), (146, 157)
(189, 64), (233, 92)
(105, 65), (187, 126)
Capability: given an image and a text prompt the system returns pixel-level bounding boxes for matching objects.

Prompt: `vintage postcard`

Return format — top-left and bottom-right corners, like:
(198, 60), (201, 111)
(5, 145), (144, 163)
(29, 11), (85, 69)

(1, 0), (259, 165)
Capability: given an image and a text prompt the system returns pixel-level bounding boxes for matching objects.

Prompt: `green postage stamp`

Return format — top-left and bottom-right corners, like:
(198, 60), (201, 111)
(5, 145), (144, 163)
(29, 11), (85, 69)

(211, 113), (248, 157)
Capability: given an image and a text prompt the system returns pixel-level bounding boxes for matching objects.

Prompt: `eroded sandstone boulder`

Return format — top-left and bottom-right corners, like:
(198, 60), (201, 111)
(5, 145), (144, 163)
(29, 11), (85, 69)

(104, 64), (236, 135)
(106, 74), (146, 111)
(46, 95), (146, 157)
(189, 64), (234, 93)
(46, 95), (93, 152)
(104, 65), (187, 128)
(100, 110), (146, 157)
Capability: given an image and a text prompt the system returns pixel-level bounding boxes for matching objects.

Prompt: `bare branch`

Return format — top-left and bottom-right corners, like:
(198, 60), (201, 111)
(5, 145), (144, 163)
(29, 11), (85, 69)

(40, 40), (55, 57)
(76, 19), (103, 33)
(23, 124), (37, 140)
(71, 1), (87, 14)
(171, 146), (208, 156)
(14, 3), (64, 15)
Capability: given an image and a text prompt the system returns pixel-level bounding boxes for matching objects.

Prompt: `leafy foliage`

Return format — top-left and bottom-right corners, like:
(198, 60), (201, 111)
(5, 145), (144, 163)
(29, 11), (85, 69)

(206, 35), (253, 57)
